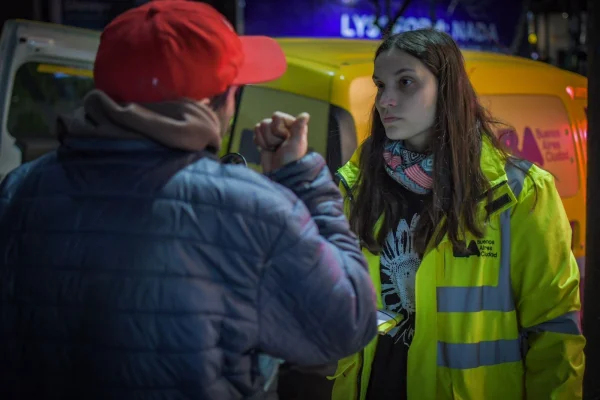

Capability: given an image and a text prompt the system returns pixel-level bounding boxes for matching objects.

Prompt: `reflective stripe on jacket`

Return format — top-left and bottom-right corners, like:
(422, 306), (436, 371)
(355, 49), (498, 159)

(330, 139), (585, 400)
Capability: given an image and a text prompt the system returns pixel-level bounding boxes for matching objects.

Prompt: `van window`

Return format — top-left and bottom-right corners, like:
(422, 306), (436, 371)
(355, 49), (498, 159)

(226, 85), (330, 171)
(328, 105), (358, 173)
(7, 62), (94, 138)
(480, 95), (579, 198)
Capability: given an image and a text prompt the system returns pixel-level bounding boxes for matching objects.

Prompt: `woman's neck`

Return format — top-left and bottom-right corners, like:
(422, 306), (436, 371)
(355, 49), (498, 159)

(404, 128), (433, 152)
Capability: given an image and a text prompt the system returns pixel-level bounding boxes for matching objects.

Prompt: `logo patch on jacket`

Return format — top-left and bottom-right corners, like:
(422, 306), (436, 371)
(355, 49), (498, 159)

(453, 239), (498, 258)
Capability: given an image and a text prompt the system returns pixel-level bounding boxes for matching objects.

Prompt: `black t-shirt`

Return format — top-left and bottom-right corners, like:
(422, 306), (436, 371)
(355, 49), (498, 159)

(366, 187), (427, 400)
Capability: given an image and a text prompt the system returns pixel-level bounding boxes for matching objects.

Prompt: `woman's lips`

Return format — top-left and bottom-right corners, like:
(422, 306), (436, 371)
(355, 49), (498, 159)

(383, 116), (401, 123)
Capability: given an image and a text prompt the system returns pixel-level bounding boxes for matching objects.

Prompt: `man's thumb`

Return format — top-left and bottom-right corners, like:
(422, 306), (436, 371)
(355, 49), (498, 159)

(290, 112), (310, 136)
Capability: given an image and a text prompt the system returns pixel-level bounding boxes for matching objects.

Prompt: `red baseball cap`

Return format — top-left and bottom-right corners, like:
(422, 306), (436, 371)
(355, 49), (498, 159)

(94, 0), (287, 103)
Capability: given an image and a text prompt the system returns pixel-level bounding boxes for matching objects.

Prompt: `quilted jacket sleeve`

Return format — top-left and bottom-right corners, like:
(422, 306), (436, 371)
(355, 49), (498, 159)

(257, 153), (378, 366)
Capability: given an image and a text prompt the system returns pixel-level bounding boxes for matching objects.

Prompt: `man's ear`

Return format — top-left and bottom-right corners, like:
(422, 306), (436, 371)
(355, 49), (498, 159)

(207, 86), (237, 111)
(226, 85), (239, 102)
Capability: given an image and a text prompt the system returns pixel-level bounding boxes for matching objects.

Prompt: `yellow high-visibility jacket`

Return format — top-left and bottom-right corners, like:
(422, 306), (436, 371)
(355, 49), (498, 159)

(330, 140), (585, 399)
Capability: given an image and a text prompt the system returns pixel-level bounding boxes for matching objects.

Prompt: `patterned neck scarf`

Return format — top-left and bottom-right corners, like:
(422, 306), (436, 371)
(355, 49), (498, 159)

(383, 140), (434, 195)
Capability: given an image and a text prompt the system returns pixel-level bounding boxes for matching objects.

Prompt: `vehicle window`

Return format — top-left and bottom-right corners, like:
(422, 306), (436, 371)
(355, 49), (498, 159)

(480, 94), (579, 197)
(328, 104), (358, 173)
(225, 85), (330, 172)
(7, 62), (94, 138)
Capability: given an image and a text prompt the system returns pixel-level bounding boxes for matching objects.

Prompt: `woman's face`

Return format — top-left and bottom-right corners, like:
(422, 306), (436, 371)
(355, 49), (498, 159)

(373, 49), (438, 152)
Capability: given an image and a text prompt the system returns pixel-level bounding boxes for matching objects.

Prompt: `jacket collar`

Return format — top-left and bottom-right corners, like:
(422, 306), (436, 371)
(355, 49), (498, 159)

(58, 90), (223, 153)
(337, 137), (518, 247)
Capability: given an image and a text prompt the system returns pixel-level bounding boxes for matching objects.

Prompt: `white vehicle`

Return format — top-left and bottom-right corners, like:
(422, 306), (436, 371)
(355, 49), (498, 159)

(0, 19), (99, 180)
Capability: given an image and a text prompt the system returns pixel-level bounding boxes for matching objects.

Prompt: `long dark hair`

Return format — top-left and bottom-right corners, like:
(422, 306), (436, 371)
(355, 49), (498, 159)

(349, 29), (508, 256)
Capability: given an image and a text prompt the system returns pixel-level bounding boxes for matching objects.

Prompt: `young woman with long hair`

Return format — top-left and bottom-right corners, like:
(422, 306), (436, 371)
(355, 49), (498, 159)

(330, 29), (585, 400)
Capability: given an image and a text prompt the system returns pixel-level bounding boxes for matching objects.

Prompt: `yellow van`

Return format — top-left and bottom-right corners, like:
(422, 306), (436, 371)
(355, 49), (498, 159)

(0, 20), (588, 286)
(226, 39), (588, 285)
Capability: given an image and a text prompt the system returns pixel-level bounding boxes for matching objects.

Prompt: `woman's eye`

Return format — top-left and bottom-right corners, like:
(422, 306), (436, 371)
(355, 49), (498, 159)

(375, 82), (384, 89)
(399, 78), (414, 87)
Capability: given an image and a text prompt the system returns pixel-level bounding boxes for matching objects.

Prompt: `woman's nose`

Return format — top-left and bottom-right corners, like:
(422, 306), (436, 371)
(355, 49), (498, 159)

(378, 90), (397, 108)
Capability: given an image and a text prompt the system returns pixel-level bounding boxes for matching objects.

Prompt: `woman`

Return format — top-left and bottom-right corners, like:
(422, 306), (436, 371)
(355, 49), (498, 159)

(330, 29), (585, 399)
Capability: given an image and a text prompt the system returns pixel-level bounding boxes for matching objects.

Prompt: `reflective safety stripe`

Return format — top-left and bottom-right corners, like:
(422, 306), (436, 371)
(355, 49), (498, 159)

(437, 339), (522, 369)
(505, 159), (531, 200)
(525, 311), (582, 335)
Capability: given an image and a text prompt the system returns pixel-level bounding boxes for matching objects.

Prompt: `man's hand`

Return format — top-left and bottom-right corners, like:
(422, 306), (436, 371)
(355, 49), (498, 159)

(254, 111), (310, 173)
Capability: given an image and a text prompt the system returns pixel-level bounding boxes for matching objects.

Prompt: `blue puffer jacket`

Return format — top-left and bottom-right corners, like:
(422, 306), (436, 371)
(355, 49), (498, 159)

(0, 138), (377, 399)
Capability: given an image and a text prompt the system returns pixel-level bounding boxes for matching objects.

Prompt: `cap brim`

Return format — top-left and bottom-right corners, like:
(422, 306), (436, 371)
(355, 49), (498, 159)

(233, 36), (287, 85)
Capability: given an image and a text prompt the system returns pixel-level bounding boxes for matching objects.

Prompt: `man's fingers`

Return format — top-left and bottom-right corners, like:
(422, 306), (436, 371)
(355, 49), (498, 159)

(258, 119), (277, 148)
(295, 112), (310, 124)
(271, 114), (289, 138)
(254, 112), (308, 153)
(259, 119), (272, 136)
(289, 112), (310, 138)
(254, 124), (284, 152)
(272, 111), (298, 130)
(254, 124), (269, 150)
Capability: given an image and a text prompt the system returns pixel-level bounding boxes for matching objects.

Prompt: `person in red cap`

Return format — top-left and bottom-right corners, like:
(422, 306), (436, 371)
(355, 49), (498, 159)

(0, 1), (377, 399)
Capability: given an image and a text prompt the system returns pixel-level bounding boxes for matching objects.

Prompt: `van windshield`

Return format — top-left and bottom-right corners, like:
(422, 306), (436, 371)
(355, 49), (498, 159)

(7, 62), (95, 139)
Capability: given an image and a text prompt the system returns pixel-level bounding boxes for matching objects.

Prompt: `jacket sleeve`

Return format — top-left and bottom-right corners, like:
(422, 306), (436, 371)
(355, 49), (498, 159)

(257, 153), (378, 366)
(510, 168), (585, 399)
